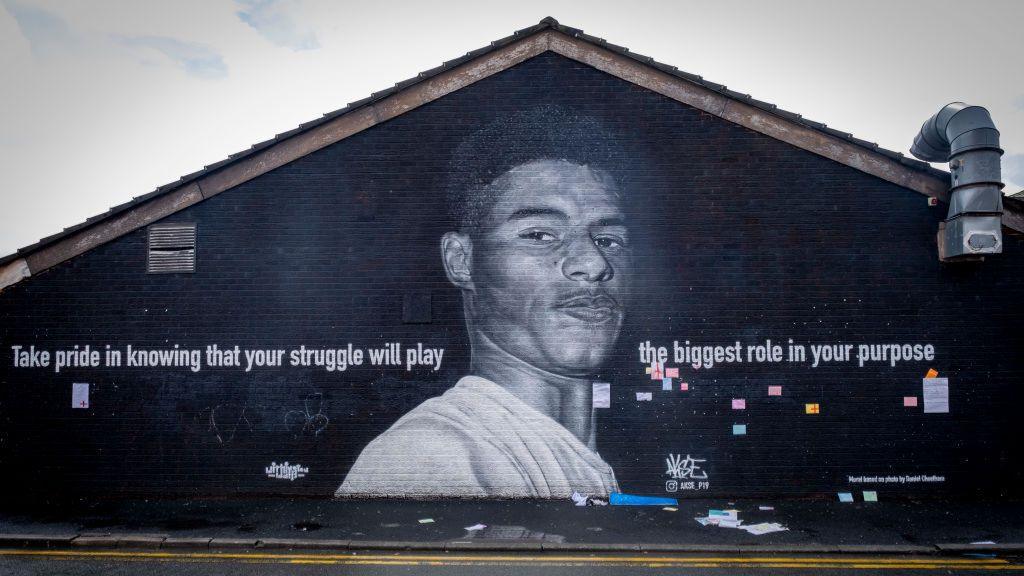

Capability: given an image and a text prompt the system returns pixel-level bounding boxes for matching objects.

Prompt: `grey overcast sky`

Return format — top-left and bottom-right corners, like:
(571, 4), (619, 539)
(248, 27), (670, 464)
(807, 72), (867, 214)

(1, 0), (1022, 256)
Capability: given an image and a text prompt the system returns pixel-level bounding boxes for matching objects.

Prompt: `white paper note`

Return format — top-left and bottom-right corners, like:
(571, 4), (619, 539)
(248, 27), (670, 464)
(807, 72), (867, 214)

(72, 383), (89, 409)
(923, 377), (949, 413)
(592, 382), (610, 408)
(742, 522), (789, 535)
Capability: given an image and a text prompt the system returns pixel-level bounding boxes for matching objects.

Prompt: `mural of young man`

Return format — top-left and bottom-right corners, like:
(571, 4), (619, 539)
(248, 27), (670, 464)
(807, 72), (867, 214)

(336, 106), (631, 498)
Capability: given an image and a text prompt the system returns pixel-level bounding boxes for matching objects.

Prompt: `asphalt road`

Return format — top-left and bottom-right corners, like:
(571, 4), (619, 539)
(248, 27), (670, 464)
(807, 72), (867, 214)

(2, 549), (1022, 576)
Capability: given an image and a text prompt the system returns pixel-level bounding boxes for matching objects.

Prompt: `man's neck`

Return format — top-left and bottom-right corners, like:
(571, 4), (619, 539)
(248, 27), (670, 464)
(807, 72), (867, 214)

(469, 332), (595, 448)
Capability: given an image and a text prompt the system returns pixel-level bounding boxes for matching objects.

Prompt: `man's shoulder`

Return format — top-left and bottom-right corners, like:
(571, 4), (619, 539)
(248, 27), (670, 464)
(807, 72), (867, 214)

(386, 377), (501, 433)
(335, 385), (522, 497)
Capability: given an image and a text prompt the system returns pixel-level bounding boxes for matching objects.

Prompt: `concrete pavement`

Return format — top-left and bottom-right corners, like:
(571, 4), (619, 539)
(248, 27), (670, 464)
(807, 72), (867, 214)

(0, 497), (1022, 554)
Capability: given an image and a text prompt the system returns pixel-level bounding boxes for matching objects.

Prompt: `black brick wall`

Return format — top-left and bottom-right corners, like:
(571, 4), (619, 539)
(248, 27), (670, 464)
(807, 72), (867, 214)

(2, 52), (1022, 499)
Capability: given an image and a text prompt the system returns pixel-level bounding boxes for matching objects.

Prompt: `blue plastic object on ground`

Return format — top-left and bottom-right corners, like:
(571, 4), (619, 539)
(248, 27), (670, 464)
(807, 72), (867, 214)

(609, 492), (679, 506)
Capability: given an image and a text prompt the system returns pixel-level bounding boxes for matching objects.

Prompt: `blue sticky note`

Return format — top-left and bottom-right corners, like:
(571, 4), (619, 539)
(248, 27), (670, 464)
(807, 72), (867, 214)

(732, 424), (747, 435)
(662, 377), (672, 391)
(838, 492), (854, 502)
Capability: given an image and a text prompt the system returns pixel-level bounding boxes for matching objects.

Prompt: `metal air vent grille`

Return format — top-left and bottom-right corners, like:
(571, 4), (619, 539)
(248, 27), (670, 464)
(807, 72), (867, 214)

(147, 224), (196, 273)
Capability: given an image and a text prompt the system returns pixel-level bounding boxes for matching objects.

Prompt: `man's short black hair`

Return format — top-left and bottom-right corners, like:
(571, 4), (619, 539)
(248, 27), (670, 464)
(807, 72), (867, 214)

(446, 105), (624, 234)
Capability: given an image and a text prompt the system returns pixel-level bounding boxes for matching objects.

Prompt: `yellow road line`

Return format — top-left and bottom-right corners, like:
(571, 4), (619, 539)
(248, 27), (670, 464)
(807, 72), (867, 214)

(0, 549), (1008, 565)
(0, 549), (1020, 571)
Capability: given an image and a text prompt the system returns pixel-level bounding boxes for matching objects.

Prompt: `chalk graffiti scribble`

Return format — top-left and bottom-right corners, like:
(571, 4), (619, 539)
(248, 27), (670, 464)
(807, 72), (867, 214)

(285, 393), (329, 437)
(200, 404), (253, 445)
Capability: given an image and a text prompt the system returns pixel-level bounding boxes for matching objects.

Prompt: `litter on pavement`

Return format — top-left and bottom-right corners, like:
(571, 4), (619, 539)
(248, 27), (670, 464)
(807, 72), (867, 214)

(464, 524), (487, 531)
(741, 522), (789, 535)
(609, 492), (679, 506)
(571, 491), (609, 506)
(418, 518), (435, 524)
(694, 508), (789, 535)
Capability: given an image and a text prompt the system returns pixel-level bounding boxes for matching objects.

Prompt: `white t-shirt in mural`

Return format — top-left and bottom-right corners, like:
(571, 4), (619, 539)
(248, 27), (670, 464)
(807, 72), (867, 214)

(335, 375), (619, 498)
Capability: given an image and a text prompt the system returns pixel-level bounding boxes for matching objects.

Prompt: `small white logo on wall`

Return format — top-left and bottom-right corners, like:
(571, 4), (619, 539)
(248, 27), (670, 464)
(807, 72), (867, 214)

(665, 453), (710, 492)
(265, 461), (309, 481)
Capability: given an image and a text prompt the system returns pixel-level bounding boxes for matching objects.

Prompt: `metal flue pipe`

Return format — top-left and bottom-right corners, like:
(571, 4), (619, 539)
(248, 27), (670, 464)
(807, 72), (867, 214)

(911, 102), (1003, 260)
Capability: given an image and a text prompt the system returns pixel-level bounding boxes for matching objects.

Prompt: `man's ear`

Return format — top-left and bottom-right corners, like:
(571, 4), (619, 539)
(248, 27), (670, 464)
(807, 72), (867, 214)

(441, 231), (474, 290)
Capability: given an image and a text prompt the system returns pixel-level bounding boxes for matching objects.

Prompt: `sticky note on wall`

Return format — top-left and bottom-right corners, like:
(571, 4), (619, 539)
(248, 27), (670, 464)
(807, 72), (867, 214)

(666, 367), (679, 378)
(72, 383), (89, 409)
(925, 368), (938, 379)
(593, 382), (610, 409)
(863, 491), (878, 502)
(680, 382), (689, 391)
(768, 386), (782, 396)
(636, 392), (653, 401)
(838, 492), (854, 502)
(732, 424), (747, 435)
(662, 378), (673, 391)
(732, 398), (746, 410)
(903, 396), (918, 407)
(805, 403), (820, 414)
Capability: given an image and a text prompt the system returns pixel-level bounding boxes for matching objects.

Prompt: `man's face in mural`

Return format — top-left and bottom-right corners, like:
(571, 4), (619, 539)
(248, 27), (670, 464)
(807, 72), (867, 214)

(443, 159), (631, 377)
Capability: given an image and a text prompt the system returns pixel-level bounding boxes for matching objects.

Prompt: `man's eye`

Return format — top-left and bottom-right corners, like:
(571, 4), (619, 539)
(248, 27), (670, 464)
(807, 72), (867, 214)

(519, 230), (557, 242)
(594, 236), (626, 249)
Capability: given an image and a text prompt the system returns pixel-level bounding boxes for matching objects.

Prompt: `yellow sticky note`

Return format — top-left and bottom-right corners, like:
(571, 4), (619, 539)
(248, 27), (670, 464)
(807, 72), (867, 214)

(925, 368), (938, 379)
(645, 367), (652, 374)
(805, 403), (820, 415)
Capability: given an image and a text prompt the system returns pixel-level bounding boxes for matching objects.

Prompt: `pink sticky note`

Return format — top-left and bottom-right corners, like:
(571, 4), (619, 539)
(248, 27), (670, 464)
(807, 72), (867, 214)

(665, 367), (679, 378)
(680, 382), (689, 391)
(768, 386), (782, 396)
(903, 396), (918, 407)
(732, 398), (746, 410)
(649, 363), (663, 380)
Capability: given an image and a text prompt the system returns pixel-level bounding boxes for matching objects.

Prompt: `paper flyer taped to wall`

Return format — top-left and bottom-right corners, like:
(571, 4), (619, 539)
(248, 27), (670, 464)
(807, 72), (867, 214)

(923, 377), (949, 413)
(72, 382), (89, 409)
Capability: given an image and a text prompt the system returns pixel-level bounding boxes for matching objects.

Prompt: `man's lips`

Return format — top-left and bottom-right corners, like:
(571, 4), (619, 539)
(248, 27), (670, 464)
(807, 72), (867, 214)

(554, 296), (620, 323)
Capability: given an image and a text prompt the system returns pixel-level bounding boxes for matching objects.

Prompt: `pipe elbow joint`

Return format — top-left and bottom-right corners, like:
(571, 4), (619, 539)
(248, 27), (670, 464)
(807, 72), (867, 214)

(911, 102), (1001, 162)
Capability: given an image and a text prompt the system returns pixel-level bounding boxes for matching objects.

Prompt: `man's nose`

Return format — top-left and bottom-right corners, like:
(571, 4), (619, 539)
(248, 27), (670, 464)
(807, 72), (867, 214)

(561, 235), (613, 282)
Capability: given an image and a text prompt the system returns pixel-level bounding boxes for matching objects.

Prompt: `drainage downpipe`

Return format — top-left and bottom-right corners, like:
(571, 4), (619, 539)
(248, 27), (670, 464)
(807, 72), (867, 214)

(911, 102), (1003, 260)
